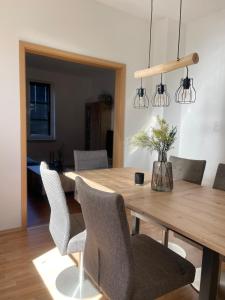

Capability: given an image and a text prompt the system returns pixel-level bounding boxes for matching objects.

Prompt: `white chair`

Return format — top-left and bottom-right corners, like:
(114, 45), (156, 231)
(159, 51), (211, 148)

(40, 162), (98, 298)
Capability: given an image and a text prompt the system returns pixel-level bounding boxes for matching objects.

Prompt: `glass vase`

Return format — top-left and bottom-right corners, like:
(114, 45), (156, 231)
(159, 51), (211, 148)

(151, 151), (173, 192)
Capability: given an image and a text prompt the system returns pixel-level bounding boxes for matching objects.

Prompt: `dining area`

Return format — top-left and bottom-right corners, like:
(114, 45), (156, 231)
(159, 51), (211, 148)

(1, 0), (225, 299)
(39, 141), (225, 300)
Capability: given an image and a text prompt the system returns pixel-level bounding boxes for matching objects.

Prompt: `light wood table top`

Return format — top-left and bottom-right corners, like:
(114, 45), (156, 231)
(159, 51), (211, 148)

(65, 167), (225, 257)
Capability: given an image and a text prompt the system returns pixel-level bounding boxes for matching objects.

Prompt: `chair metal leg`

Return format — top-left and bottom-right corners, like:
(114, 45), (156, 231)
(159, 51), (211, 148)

(163, 228), (169, 247)
(192, 261), (224, 296)
(56, 251), (99, 299)
(159, 228), (187, 258)
(79, 252), (84, 286)
(131, 216), (140, 235)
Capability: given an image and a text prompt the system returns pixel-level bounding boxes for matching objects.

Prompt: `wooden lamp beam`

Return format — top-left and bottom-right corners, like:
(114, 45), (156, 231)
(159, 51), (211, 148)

(134, 52), (199, 79)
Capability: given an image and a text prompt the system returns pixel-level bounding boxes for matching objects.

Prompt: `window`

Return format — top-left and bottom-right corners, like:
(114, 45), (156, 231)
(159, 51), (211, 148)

(28, 81), (55, 140)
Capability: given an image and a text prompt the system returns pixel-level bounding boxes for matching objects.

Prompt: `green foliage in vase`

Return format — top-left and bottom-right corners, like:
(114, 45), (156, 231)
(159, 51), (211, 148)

(132, 116), (177, 153)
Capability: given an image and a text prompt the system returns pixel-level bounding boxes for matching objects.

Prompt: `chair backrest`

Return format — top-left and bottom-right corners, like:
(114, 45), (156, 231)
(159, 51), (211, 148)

(170, 156), (206, 185)
(40, 162), (71, 255)
(75, 177), (134, 300)
(74, 150), (108, 171)
(213, 163), (225, 191)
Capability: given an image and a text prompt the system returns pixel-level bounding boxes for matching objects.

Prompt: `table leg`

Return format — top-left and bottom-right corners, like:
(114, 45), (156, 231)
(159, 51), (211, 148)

(163, 228), (169, 248)
(131, 216), (140, 235)
(199, 247), (221, 300)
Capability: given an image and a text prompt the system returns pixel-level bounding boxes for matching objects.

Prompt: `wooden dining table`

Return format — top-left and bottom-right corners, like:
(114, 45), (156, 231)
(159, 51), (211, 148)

(65, 167), (225, 300)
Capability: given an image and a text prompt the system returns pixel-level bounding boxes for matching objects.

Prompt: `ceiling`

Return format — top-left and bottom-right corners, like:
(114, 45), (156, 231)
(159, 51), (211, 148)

(95, 0), (225, 23)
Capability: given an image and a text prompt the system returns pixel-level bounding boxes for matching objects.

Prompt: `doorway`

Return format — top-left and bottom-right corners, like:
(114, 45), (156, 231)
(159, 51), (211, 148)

(20, 41), (126, 228)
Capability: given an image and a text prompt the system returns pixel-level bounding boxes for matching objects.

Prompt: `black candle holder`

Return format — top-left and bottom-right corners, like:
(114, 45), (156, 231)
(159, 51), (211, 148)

(135, 172), (144, 185)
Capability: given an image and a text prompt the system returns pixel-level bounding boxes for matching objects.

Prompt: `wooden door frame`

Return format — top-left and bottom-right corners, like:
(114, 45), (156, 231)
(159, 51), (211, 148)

(19, 41), (126, 228)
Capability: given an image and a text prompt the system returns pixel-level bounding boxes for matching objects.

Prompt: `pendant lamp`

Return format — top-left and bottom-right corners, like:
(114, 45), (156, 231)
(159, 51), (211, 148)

(152, 74), (170, 107)
(133, 0), (153, 109)
(133, 78), (150, 109)
(175, 0), (196, 104)
(175, 66), (196, 103)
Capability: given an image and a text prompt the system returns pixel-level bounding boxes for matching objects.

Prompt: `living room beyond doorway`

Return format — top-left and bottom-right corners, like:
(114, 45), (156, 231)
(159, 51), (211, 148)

(26, 53), (116, 227)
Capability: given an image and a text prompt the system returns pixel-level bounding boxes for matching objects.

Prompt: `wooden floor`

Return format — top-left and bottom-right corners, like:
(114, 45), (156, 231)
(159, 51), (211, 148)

(27, 192), (80, 227)
(1, 213), (225, 299)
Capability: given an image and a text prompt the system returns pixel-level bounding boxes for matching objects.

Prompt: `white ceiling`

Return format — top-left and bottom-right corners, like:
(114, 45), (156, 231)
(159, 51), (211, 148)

(96, 0), (225, 22)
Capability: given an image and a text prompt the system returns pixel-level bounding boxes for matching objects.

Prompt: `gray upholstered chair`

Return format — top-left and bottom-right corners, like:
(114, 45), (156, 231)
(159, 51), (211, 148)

(170, 156), (206, 184)
(213, 163), (225, 190)
(73, 150), (108, 201)
(40, 162), (98, 298)
(76, 176), (195, 300)
(74, 150), (108, 171)
(193, 163), (225, 291)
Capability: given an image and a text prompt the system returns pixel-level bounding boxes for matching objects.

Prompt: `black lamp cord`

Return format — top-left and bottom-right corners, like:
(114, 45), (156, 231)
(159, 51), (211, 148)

(140, 0), (153, 89)
(140, 0), (153, 88)
(186, 65), (189, 77)
(148, 0), (154, 68)
(177, 0), (182, 61)
(177, 1), (190, 77)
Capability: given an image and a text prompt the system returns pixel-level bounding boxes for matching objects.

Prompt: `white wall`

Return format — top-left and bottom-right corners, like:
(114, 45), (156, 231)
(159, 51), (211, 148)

(0, 0), (150, 230)
(155, 10), (225, 186)
(27, 65), (115, 167)
(1, 0), (223, 230)
(177, 9), (225, 186)
(132, 9), (225, 187)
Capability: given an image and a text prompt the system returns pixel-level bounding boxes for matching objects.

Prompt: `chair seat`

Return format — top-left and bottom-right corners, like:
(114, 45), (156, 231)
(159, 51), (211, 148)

(67, 230), (86, 254)
(131, 234), (195, 300)
(70, 213), (85, 235)
(67, 213), (86, 253)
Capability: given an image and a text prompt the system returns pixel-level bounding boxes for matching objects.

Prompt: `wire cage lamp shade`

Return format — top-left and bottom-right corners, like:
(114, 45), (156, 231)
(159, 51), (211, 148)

(175, 66), (196, 104)
(152, 74), (170, 107)
(133, 78), (150, 109)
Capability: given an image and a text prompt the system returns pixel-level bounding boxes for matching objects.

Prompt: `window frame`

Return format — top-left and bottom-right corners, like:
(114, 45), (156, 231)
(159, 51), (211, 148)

(27, 79), (56, 141)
